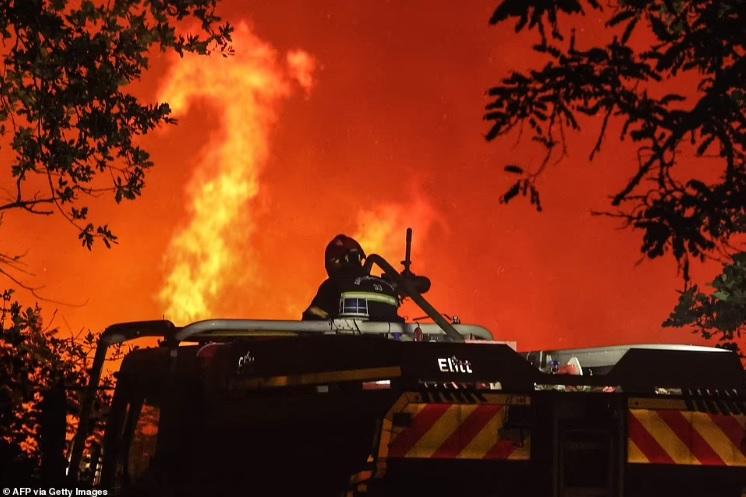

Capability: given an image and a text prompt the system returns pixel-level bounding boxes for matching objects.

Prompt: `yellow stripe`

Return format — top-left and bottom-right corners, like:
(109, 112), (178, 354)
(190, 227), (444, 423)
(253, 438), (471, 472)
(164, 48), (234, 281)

(341, 291), (398, 306)
(378, 395), (533, 465)
(627, 438), (649, 463)
(378, 417), (394, 459)
(404, 404), (533, 460)
(691, 413), (746, 466)
(634, 410), (695, 464)
(406, 404), (471, 458)
(507, 440), (531, 460)
(375, 393), (419, 478)
(460, 408), (506, 459)
(236, 366), (402, 389)
(393, 403), (426, 438)
(386, 402), (428, 451)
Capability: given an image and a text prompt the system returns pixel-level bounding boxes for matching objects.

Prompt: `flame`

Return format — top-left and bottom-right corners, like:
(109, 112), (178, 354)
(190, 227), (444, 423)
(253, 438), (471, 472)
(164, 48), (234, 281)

(157, 22), (314, 324)
(286, 50), (316, 94)
(352, 197), (438, 268)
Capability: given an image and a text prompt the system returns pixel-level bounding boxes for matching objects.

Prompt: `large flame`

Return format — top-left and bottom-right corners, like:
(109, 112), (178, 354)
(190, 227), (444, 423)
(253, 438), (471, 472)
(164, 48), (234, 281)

(157, 22), (314, 324)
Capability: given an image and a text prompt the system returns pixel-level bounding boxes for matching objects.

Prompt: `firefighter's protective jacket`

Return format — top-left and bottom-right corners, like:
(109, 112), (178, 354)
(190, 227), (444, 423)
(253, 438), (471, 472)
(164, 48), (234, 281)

(302, 274), (403, 322)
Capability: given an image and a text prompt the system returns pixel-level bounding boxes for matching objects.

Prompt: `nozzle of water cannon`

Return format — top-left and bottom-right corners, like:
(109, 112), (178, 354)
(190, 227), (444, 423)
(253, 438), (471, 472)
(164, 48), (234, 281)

(411, 274), (431, 294)
(401, 227), (413, 276)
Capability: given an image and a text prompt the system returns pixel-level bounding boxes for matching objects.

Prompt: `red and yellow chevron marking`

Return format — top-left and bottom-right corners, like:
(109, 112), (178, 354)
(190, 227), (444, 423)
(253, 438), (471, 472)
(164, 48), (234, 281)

(628, 409), (746, 466)
(385, 403), (530, 460)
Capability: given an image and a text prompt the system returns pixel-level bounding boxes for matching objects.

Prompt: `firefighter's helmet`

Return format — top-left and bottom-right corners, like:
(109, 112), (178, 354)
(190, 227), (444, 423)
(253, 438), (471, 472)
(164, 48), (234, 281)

(325, 234), (365, 277)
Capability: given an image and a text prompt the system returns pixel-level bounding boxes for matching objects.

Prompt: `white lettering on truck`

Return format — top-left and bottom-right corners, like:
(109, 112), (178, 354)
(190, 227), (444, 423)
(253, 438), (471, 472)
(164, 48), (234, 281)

(437, 356), (473, 374)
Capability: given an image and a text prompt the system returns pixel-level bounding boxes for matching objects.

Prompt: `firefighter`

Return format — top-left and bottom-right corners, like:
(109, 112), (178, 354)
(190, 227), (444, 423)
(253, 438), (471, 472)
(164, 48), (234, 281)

(302, 234), (403, 322)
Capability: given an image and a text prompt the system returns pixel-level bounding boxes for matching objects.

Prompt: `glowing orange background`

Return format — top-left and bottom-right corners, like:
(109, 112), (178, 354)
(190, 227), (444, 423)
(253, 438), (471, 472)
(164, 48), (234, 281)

(1, 1), (723, 351)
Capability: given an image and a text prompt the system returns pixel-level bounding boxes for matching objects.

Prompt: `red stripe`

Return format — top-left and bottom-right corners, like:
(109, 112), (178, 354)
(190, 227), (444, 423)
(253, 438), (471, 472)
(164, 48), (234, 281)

(708, 414), (746, 455)
(657, 410), (725, 465)
(388, 404), (450, 457)
(627, 412), (675, 464)
(483, 439), (517, 460)
(431, 405), (503, 458)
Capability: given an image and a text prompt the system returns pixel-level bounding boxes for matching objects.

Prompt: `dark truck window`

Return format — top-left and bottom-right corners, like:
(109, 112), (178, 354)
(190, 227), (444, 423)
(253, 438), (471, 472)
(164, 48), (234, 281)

(111, 397), (160, 489)
(126, 400), (160, 481)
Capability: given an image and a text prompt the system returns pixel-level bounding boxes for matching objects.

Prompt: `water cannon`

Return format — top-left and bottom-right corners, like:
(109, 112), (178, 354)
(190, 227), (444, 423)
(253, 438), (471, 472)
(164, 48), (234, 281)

(363, 228), (459, 341)
(399, 227), (431, 294)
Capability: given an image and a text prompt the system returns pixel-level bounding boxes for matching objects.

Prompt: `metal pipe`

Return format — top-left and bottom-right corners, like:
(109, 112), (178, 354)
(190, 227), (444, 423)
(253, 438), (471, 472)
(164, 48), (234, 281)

(174, 318), (492, 341)
(402, 227), (413, 276)
(364, 254), (464, 342)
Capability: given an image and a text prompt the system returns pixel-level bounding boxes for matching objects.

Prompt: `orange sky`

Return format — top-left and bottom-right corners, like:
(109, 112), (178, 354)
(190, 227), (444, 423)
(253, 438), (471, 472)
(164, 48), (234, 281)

(1, 0), (729, 352)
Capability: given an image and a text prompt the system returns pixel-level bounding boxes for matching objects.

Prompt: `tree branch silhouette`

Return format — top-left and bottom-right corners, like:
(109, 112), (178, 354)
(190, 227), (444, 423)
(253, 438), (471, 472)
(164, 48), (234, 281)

(486, 0), (745, 351)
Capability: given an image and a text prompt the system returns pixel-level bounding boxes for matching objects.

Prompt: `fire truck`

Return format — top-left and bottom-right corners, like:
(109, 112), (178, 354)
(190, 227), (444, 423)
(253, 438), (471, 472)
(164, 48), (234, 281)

(67, 239), (746, 497)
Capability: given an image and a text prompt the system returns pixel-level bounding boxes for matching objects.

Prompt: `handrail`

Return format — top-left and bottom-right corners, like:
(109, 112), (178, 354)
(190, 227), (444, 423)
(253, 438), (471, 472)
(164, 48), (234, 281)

(174, 318), (493, 342)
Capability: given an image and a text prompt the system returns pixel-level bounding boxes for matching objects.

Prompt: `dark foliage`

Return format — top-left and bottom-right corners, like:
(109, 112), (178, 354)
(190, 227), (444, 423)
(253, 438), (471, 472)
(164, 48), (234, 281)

(0, 0), (232, 253)
(0, 289), (120, 483)
(0, 0), (232, 482)
(490, 0), (600, 41)
(664, 253), (746, 353)
(486, 0), (745, 350)
(487, 0), (745, 270)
